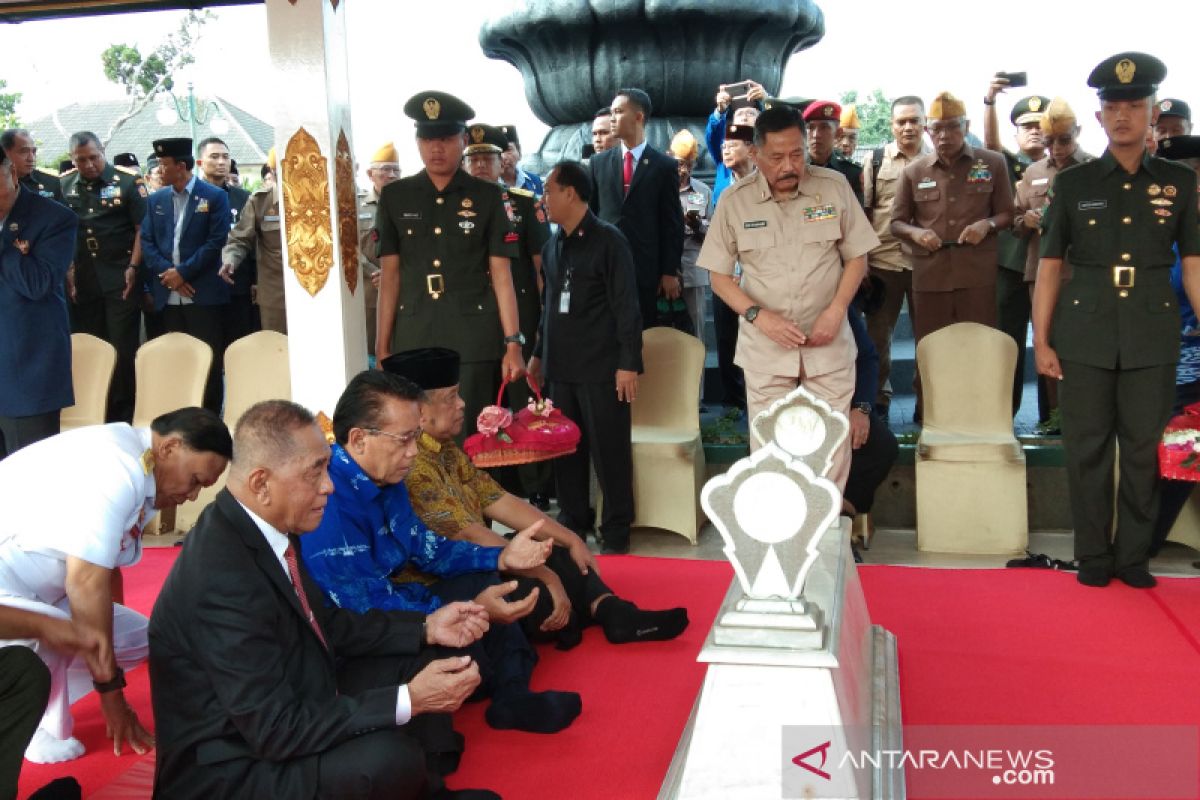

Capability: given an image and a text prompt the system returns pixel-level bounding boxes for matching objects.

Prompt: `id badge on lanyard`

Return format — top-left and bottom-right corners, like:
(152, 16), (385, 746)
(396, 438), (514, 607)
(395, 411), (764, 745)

(559, 269), (572, 314)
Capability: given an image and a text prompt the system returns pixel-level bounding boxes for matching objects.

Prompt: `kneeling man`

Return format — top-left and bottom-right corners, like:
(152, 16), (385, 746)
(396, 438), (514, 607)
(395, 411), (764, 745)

(0, 407), (229, 763)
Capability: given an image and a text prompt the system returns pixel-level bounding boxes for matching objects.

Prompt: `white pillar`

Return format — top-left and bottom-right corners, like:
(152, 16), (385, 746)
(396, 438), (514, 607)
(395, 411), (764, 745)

(265, 0), (366, 417)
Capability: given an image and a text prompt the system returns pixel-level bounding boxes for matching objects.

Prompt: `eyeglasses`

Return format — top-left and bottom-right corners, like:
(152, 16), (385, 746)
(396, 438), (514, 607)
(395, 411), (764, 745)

(366, 427), (422, 445)
(1044, 135), (1076, 147)
(928, 122), (963, 135)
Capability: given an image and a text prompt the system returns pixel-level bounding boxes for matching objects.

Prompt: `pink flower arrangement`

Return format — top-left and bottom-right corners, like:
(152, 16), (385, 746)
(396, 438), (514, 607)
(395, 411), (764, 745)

(526, 397), (555, 418)
(476, 405), (514, 438)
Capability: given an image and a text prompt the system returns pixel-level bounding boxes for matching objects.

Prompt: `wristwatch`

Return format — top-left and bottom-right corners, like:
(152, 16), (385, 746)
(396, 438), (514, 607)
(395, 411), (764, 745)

(986, 219), (997, 232)
(503, 332), (526, 346)
(852, 402), (872, 416)
(93, 666), (126, 694)
(744, 305), (762, 323)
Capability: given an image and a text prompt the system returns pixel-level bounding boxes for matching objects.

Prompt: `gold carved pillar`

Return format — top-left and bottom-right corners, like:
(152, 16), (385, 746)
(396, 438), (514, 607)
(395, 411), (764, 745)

(265, 0), (366, 415)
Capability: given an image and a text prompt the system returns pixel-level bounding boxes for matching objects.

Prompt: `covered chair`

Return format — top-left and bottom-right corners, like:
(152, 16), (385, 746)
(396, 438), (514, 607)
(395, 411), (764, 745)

(176, 331), (292, 532)
(133, 332), (212, 536)
(629, 327), (707, 544)
(60, 333), (117, 431)
(915, 322), (1028, 554)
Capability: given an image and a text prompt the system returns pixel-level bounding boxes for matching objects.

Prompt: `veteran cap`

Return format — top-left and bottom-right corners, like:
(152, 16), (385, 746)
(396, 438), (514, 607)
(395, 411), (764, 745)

(380, 347), (461, 390)
(370, 142), (399, 165)
(1157, 98), (1191, 122)
(669, 129), (700, 162)
(725, 121), (756, 143)
(1010, 95), (1050, 126)
(1087, 52), (1166, 101)
(802, 100), (842, 124)
(113, 152), (139, 169)
(1157, 135), (1200, 160)
(465, 124), (507, 156)
(927, 92), (967, 121)
(152, 137), (193, 160)
(1039, 98), (1078, 136)
(403, 91), (475, 138)
(839, 104), (861, 130)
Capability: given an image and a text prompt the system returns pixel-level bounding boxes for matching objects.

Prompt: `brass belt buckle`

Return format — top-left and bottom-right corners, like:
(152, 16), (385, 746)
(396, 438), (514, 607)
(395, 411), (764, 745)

(86, 237), (100, 253)
(1112, 265), (1135, 288)
(426, 274), (445, 299)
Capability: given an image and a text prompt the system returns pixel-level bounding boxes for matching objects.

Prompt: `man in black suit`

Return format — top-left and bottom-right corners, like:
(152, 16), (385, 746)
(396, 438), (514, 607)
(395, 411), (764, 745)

(148, 400), (498, 800)
(588, 87), (685, 327)
(197, 136), (258, 346)
(529, 162), (643, 554)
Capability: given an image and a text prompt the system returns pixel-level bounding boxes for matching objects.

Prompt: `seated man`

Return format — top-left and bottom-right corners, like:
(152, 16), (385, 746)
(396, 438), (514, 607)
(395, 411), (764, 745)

(150, 400), (497, 800)
(300, 373), (583, 735)
(0, 407), (230, 764)
(390, 347), (689, 649)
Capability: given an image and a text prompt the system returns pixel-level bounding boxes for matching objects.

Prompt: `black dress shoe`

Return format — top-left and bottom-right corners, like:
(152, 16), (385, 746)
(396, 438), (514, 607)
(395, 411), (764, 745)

(1116, 567), (1157, 589)
(529, 493), (551, 511)
(432, 790), (502, 800)
(1077, 565), (1112, 587)
(601, 537), (630, 555)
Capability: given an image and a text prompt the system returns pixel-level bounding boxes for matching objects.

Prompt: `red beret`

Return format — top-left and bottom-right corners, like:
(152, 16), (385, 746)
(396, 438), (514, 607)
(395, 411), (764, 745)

(802, 101), (842, 123)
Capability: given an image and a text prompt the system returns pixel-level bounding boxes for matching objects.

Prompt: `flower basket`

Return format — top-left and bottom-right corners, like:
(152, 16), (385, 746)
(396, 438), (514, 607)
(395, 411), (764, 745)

(463, 379), (581, 468)
(1159, 401), (1200, 481)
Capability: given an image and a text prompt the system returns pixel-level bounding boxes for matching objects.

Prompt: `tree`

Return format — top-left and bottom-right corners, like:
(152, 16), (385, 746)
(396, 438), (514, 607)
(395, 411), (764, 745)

(839, 88), (892, 148)
(100, 10), (213, 146)
(0, 79), (21, 131)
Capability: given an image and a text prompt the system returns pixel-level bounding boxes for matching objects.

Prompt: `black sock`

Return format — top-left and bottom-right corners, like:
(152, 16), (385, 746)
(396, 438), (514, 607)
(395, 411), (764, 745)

(594, 596), (689, 644)
(486, 689), (582, 734)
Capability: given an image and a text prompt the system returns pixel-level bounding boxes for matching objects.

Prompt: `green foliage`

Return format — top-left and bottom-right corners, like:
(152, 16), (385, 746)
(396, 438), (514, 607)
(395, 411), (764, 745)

(840, 88), (893, 147)
(701, 407), (749, 445)
(0, 79), (21, 130)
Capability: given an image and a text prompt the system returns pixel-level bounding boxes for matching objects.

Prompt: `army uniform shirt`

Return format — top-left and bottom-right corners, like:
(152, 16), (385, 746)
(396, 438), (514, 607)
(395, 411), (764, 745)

(1040, 149), (1200, 369)
(996, 150), (1035, 274)
(698, 167), (880, 379)
(505, 186), (550, 343)
(20, 169), (63, 204)
(375, 168), (517, 362)
(891, 144), (1014, 292)
(812, 154), (865, 207)
(60, 164), (148, 299)
(1013, 150), (1092, 281)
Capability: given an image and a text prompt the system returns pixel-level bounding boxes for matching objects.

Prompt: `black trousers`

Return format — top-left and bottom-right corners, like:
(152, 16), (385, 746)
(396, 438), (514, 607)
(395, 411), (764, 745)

(0, 411), (59, 459)
(505, 374), (553, 498)
(549, 379), (635, 545)
(325, 648), (463, 800)
(457, 360), (500, 441)
(0, 646), (50, 800)
(995, 267), (1030, 417)
(712, 293), (745, 409)
(72, 293), (141, 422)
(1060, 359), (1175, 572)
(510, 545), (614, 641)
(845, 413), (899, 515)
(221, 293), (261, 350)
(162, 304), (226, 414)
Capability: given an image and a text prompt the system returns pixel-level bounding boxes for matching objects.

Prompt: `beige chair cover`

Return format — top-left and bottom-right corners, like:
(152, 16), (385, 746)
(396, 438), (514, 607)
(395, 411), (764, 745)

(60, 333), (116, 431)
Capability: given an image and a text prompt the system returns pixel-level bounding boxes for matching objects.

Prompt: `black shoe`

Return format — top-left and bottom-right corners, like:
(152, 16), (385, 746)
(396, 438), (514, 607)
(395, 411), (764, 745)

(601, 537), (630, 555)
(529, 493), (551, 511)
(851, 542), (863, 564)
(432, 790), (502, 800)
(1116, 567), (1157, 589)
(1077, 565), (1112, 587)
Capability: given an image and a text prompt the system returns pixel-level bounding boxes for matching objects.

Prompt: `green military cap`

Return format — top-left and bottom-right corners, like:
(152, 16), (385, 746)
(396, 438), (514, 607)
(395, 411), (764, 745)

(1157, 98), (1191, 122)
(403, 91), (475, 138)
(465, 124), (508, 156)
(153, 137), (193, 159)
(1087, 52), (1166, 101)
(1010, 95), (1050, 125)
(1157, 135), (1200, 160)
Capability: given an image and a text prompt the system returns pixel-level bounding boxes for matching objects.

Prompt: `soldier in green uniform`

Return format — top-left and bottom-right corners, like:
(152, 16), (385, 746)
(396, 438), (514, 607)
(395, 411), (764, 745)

(1, 129), (63, 203)
(803, 101), (865, 207)
(60, 130), (149, 422)
(375, 91), (524, 437)
(1033, 52), (1200, 589)
(462, 122), (554, 505)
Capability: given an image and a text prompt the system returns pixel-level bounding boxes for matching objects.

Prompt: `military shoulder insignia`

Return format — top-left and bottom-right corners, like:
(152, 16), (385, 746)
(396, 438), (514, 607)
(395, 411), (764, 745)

(508, 186), (534, 198)
(140, 448), (155, 476)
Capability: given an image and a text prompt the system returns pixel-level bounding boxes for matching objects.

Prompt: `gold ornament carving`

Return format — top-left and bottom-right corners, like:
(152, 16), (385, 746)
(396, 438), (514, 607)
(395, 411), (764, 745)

(335, 129), (358, 295)
(282, 127), (333, 297)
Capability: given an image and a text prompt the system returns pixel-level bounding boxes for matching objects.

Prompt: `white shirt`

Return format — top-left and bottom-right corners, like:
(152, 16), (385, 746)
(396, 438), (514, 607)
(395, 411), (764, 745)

(621, 140), (648, 182)
(234, 500), (413, 725)
(0, 425), (155, 605)
(168, 174), (198, 306)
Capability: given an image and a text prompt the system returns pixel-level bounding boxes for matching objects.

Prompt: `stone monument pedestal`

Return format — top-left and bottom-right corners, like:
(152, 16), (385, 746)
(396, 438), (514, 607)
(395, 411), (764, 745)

(658, 519), (903, 800)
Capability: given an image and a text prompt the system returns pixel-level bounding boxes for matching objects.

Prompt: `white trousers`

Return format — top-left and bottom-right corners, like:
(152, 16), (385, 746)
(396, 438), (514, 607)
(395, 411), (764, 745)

(0, 594), (148, 740)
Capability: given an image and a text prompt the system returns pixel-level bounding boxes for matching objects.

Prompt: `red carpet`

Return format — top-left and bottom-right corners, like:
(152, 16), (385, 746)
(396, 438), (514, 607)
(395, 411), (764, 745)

(17, 553), (1200, 799)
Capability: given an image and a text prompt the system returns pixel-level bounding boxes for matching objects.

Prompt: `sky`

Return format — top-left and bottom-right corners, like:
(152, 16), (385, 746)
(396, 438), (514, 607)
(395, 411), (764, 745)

(0, 0), (1197, 177)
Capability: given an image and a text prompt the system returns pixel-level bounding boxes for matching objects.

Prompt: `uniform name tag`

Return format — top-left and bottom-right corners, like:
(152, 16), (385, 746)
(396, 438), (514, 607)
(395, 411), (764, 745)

(1032, 178), (1049, 186)
(400, 211), (422, 220)
(744, 220), (768, 229)
(803, 204), (838, 222)
(359, 212), (374, 219)
(264, 214), (280, 222)
(1078, 200), (1107, 211)
(917, 179), (937, 190)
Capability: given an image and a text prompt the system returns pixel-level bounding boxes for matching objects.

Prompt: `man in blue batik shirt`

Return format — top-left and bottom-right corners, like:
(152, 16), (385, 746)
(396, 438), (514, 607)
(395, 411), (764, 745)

(300, 370), (582, 735)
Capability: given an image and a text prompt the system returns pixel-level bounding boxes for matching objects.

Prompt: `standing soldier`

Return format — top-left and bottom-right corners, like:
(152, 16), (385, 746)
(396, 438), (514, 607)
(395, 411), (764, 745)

(60, 131), (149, 422)
(221, 148), (285, 334)
(1033, 53), (1200, 589)
(1, 129), (63, 203)
(803, 101), (865, 207)
(374, 92), (524, 436)
(358, 142), (401, 356)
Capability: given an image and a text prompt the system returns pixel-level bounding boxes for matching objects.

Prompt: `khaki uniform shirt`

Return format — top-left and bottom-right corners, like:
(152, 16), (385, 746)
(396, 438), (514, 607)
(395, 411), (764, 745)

(1013, 150), (1092, 281)
(222, 185), (284, 312)
(890, 144), (1014, 292)
(698, 167), (879, 378)
(861, 141), (931, 271)
(358, 188), (381, 311)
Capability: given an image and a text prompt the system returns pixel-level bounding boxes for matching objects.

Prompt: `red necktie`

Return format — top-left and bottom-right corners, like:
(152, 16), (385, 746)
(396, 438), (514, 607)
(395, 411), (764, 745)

(284, 541), (328, 649)
(623, 150), (634, 195)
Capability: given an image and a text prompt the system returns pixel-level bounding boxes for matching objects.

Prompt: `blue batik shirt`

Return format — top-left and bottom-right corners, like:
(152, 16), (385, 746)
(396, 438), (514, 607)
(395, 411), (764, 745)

(299, 444), (502, 614)
(1170, 246), (1200, 386)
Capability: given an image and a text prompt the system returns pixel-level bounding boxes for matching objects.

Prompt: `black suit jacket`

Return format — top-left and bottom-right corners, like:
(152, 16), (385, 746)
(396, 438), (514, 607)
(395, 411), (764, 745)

(149, 489), (427, 799)
(588, 143), (685, 318)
